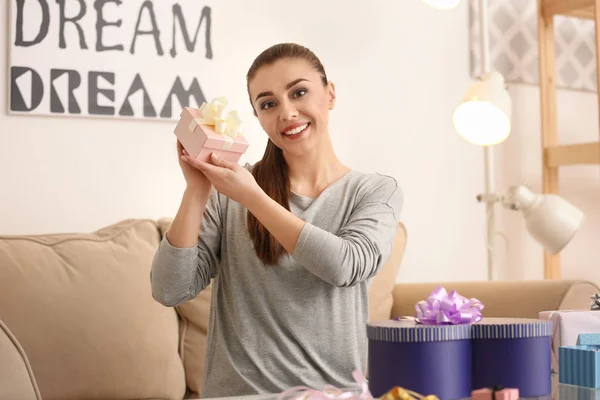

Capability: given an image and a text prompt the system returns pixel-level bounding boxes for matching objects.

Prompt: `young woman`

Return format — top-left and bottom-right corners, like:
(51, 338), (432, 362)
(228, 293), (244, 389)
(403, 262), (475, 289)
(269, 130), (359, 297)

(151, 42), (403, 398)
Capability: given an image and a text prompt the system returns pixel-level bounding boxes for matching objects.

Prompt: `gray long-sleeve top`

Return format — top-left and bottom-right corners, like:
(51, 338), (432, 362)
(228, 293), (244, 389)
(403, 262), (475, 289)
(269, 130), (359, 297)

(150, 166), (403, 398)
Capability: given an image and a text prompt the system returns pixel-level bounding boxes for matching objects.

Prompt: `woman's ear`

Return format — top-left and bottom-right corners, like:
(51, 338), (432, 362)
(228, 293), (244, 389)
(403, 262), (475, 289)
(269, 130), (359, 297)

(327, 81), (336, 110)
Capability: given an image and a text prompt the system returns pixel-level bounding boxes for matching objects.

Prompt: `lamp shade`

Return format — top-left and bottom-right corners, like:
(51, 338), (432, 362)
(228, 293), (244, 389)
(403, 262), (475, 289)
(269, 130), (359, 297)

(505, 186), (585, 254)
(453, 71), (512, 146)
(421, 0), (461, 9)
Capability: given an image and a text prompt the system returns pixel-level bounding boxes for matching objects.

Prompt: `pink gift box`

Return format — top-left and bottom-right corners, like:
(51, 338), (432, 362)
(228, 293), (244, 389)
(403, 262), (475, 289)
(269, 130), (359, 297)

(471, 387), (519, 400)
(174, 106), (249, 164)
(539, 309), (600, 373)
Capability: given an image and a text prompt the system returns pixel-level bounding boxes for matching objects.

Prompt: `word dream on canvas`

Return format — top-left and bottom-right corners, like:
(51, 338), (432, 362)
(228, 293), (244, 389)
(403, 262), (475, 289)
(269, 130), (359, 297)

(9, 0), (215, 120)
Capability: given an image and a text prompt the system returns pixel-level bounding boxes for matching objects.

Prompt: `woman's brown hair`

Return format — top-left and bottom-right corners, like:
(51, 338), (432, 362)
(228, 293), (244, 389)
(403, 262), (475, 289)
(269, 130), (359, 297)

(246, 43), (329, 265)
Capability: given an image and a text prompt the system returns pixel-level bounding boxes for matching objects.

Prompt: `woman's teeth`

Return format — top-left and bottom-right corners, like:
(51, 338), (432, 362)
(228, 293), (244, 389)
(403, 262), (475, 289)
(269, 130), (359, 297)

(284, 123), (309, 136)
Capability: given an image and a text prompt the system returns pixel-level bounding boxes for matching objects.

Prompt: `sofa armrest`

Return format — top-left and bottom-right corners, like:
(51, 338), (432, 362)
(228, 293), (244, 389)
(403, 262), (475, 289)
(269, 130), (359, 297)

(0, 318), (41, 400)
(391, 280), (600, 320)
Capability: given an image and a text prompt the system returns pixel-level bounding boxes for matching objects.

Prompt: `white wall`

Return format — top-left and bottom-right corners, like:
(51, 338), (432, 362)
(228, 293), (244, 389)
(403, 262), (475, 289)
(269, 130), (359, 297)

(0, 1), (596, 285)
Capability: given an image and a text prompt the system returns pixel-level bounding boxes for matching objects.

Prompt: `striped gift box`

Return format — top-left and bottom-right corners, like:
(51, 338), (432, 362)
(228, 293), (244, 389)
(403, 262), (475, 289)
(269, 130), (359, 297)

(559, 333), (600, 389)
(367, 318), (554, 399)
(366, 319), (473, 400)
(471, 318), (553, 398)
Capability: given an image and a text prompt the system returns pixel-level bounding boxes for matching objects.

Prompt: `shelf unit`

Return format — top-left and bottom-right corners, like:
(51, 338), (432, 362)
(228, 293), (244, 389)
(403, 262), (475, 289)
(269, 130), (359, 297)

(537, 0), (600, 279)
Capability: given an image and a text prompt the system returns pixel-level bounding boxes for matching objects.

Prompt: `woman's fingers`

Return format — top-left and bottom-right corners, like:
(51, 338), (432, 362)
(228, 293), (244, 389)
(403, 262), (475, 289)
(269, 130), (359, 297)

(177, 142), (192, 157)
(181, 155), (216, 175)
(181, 154), (199, 169)
(180, 153), (233, 188)
(176, 141), (188, 158)
(198, 160), (225, 178)
(209, 153), (237, 171)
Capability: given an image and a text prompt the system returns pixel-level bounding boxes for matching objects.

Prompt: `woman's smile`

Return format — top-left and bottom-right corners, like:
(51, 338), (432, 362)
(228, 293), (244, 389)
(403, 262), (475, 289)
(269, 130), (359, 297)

(282, 122), (311, 140)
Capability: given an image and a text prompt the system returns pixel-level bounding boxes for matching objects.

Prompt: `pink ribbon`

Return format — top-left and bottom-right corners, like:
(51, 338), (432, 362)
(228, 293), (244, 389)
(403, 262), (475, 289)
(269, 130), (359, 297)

(277, 370), (374, 400)
(410, 286), (484, 325)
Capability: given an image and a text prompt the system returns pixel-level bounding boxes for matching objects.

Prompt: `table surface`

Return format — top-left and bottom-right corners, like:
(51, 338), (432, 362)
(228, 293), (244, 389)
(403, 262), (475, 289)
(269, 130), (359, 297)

(199, 374), (600, 399)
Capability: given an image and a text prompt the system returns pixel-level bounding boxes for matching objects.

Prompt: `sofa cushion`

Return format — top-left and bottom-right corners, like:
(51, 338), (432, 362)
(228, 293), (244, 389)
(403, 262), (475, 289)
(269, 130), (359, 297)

(0, 219), (186, 400)
(156, 218), (407, 397)
(0, 318), (41, 400)
(368, 222), (407, 322)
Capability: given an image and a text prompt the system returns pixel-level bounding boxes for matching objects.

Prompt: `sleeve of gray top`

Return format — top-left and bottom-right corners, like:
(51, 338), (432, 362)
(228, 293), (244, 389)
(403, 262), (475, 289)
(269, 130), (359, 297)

(150, 188), (222, 306)
(292, 176), (403, 287)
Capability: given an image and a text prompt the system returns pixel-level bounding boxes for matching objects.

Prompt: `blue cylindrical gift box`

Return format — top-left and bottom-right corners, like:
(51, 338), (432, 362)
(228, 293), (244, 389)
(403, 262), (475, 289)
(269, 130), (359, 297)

(471, 318), (552, 397)
(367, 320), (472, 400)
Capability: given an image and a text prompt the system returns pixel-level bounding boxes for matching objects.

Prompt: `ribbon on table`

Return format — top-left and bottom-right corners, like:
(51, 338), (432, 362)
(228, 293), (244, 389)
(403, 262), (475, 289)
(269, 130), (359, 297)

(591, 293), (600, 310)
(277, 370), (373, 400)
(188, 97), (243, 150)
(398, 286), (484, 325)
(277, 371), (439, 400)
(489, 385), (504, 400)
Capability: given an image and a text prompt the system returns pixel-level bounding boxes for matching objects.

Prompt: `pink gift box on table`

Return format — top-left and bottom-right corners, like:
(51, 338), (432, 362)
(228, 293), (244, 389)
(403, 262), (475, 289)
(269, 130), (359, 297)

(539, 306), (600, 373)
(174, 97), (249, 164)
(471, 386), (519, 400)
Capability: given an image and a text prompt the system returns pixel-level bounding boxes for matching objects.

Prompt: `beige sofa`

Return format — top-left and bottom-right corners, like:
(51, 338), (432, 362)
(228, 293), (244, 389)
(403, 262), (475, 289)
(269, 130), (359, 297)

(0, 218), (597, 400)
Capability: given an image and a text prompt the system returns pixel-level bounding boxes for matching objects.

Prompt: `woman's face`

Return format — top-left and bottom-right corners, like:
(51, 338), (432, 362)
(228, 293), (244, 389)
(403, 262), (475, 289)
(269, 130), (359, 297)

(248, 58), (336, 157)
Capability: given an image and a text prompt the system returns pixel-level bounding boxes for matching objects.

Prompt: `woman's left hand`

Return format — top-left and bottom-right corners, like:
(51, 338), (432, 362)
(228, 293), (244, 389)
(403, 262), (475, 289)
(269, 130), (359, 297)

(181, 152), (263, 206)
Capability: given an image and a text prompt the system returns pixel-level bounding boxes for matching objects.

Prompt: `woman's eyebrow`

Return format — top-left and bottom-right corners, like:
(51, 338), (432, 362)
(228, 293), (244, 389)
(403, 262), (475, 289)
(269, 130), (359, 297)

(254, 78), (309, 102)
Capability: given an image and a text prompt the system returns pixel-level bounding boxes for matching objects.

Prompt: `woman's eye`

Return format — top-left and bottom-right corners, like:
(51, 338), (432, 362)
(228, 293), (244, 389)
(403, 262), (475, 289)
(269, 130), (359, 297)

(294, 88), (307, 98)
(260, 101), (275, 110)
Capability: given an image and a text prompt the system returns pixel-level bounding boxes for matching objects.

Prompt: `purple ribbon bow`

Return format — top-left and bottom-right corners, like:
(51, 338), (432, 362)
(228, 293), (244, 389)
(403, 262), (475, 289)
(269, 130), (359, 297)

(413, 286), (484, 325)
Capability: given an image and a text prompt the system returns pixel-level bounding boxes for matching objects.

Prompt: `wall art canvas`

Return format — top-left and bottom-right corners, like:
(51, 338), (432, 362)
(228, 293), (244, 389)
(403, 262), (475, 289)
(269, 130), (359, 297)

(8, 0), (216, 120)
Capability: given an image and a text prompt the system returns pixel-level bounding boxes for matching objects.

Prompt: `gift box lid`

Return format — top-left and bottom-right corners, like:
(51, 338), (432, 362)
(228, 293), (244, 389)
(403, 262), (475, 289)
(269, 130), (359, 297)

(471, 318), (552, 339)
(367, 319), (472, 343)
(577, 333), (600, 345)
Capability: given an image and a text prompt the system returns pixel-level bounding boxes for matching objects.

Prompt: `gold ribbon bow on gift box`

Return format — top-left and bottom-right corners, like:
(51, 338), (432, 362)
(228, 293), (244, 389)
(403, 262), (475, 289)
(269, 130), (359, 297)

(379, 387), (439, 400)
(189, 97), (243, 150)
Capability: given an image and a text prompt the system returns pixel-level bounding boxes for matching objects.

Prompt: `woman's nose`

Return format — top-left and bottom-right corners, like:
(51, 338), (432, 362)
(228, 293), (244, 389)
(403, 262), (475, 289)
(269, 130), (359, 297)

(279, 100), (298, 121)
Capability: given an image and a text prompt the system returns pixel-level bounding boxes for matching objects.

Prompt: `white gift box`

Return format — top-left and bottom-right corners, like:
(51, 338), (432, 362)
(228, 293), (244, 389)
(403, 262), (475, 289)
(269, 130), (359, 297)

(539, 309), (600, 373)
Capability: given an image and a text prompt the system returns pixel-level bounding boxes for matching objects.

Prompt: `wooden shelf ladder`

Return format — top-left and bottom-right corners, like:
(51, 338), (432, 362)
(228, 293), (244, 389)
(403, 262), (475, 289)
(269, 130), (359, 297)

(537, 0), (600, 279)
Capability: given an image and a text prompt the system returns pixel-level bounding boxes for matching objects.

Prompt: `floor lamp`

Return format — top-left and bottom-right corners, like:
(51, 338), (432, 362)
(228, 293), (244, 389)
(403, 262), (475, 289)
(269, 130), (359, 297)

(453, 0), (511, 281)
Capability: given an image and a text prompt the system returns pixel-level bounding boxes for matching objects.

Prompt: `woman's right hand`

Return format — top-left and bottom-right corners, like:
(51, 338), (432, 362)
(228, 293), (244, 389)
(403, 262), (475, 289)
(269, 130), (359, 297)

(177, 141), (212, 195)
